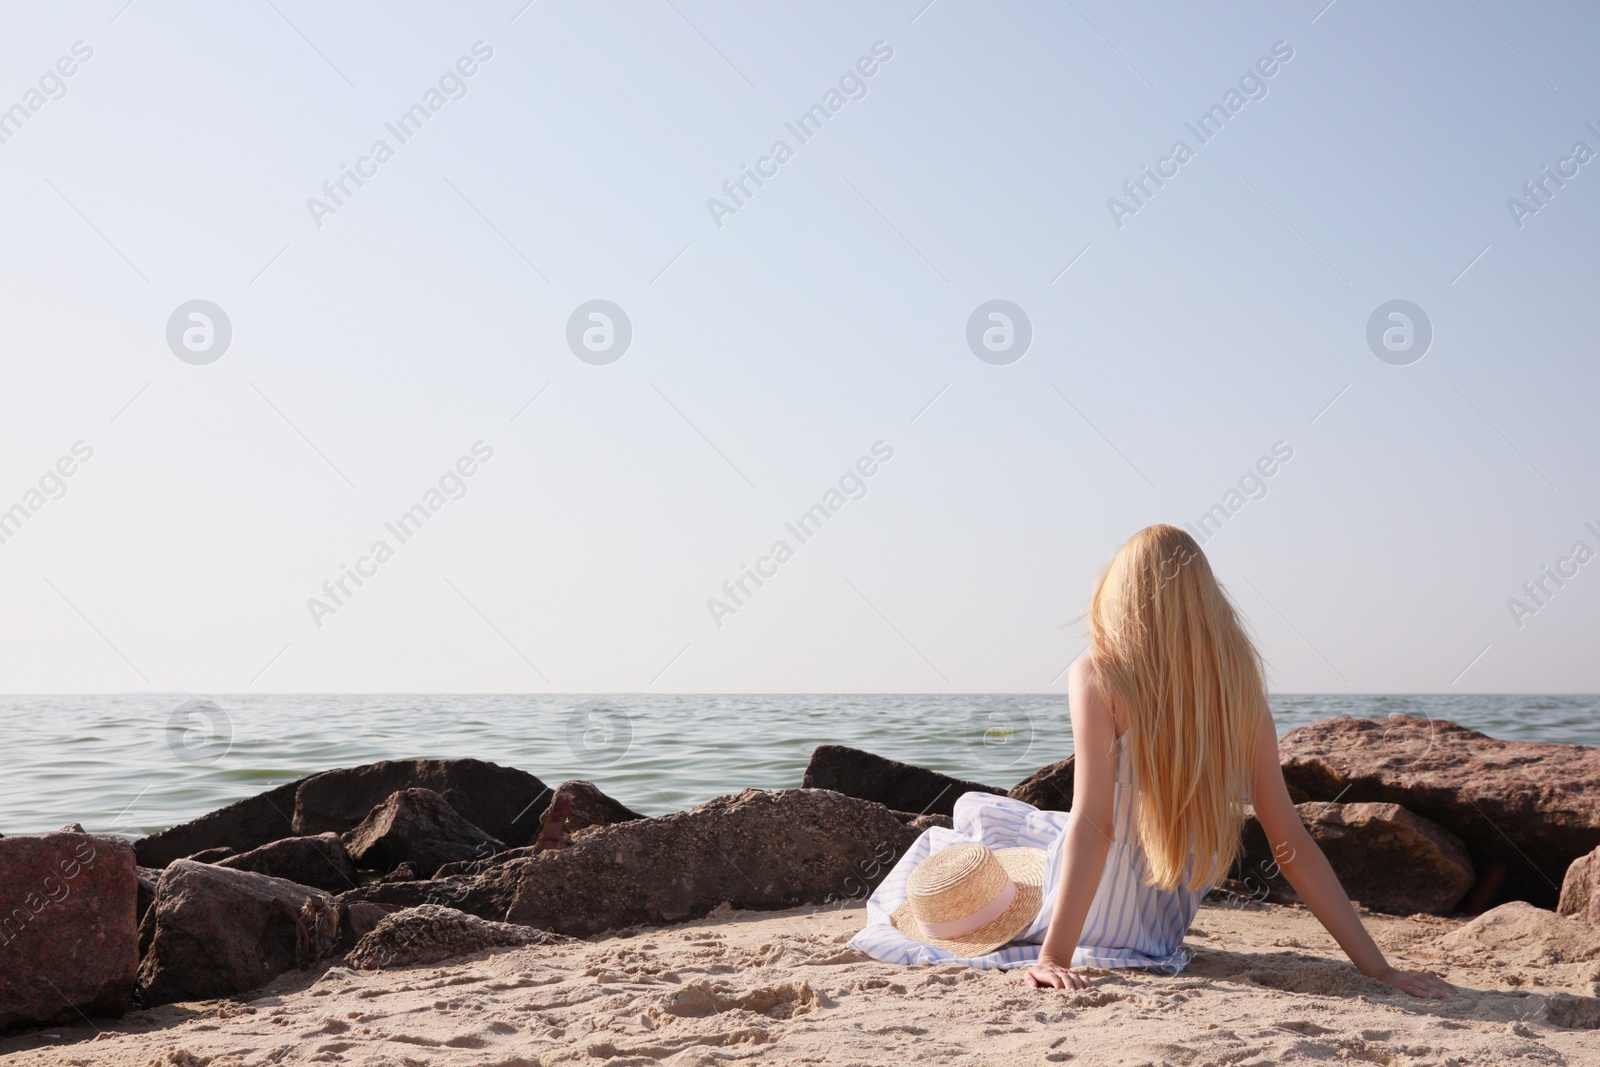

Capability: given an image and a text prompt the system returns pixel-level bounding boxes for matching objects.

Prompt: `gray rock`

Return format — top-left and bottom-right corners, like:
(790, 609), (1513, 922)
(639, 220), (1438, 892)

(342, 788), (503, 878)
(294, 759), (550, 848)
(1236, 801), (1474, 916)
(1009, 755), (1075, 812)
(801, 745), (1004, 818)
(135, 758), (552, 869)
(135, 779), (301, 869)
(134, 860), (338, 1007)
(476, 787), (921, 936)
(215, 832), (357, 893)
(345, 904), (566, 970)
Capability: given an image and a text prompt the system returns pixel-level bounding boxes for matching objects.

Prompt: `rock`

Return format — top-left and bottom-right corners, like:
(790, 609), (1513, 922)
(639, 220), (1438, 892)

(533, 780), (645, 851)
(340, 902), (397, 945)
(801, 745), (1004, 818)
(134, 860), (338, 1007)
(382, 861), (423, 883)
(1560, 846), (1600, 926)
(1236, 801), (1474, 915)
(430, 782), (644, 878)
(294, 759), (550, 848)
(1435, 900), (1600, 969)
(135, 778), (302, 869)
(136, 866), (162, 925)
(342, 788), (504, 878)
(1280, 716), (1600, 909)
(474, 788), (921, 936)
(345, 904), (566, 970)
(435, 845), (538, 879)
(0, 833), (138, 1029)
(215, 833), (357, 893)
(1009, 755), (1075, 812)
(184, 846), (237, 864)
(134, 759), (551, 868)
(338, 875), (480, 912)
(58, 821), (87, 833)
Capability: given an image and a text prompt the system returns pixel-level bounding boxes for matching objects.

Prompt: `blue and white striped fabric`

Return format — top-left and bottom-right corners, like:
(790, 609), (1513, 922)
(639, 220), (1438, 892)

(850, 737), (1203, 973)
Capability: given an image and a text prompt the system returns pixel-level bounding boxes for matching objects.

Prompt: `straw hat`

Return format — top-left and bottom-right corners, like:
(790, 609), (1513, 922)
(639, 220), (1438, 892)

(890, 842), (1046, 955)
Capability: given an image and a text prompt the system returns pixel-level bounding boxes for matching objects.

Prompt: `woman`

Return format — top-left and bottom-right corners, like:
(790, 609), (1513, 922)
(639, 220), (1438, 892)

(851, 525), (1454, 999)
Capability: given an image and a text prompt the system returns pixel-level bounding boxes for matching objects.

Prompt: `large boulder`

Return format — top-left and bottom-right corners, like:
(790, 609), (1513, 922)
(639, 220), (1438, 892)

(1280, 716), (1600, 909)
(1559, 845), (1600, 926)
(345, 904), (566, 970)
(294, 759), (549, 848)
(342, 788), (503, 878)
(134, 778), (301, 868)
(134, 860), (338, 1006)
(1236, 801), (1474, 916)
(135, 759), (551, 869)
(0, 833), (138, 1029)
(802, 745), (1004, 818)
(1009, 755), (1075, 812)
(474, 788), (922, 936)
(215, 832), (357, 893)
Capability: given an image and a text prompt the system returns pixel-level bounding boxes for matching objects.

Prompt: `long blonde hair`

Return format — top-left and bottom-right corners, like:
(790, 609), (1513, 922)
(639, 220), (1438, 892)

(1087, 524), (1267, 892)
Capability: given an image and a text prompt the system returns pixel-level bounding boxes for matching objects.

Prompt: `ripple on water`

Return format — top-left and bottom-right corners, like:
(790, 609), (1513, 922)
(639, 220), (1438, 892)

(0, 693), (1593, 837)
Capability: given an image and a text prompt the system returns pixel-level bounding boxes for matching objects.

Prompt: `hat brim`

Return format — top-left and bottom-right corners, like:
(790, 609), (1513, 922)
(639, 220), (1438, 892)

(890, 847), (1046, 956)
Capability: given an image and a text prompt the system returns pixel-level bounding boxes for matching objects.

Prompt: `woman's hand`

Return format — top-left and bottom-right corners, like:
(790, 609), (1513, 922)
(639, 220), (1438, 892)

(1376, 965), (1456, 999)
(1024, 955), (1090, 990)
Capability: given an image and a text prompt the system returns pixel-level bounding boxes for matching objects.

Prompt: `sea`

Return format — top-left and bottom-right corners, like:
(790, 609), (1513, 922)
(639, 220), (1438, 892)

(0, 693), (1595, 839)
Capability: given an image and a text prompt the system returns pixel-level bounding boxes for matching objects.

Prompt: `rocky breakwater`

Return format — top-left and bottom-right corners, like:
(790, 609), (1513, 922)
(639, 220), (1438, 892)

(1278, 715), (1600, 911)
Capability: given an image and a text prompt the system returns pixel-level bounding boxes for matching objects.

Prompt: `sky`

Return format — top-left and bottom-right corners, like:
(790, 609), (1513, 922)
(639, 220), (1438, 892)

(0, 0), (1596, 695)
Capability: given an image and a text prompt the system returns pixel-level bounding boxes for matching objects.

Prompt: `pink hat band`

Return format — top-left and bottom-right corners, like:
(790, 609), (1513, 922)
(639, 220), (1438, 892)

(915, 876), (1017, 938)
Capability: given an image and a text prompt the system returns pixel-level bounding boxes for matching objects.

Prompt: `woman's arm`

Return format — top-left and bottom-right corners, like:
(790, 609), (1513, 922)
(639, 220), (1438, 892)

(1025, 655), (1119, 990)
(1249, 715), (1455, 999)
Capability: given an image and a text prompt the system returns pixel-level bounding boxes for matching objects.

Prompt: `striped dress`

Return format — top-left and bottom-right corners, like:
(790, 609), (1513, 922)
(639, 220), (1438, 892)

(850, 736), (1204, 972)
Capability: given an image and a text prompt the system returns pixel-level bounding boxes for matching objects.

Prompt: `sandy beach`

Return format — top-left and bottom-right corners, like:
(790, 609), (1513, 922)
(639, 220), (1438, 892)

(4, 894), (1597, 1067)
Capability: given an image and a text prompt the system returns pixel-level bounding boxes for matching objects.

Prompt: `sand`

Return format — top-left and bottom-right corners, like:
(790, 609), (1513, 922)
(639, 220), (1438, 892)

(3, 897), (1598, 1066)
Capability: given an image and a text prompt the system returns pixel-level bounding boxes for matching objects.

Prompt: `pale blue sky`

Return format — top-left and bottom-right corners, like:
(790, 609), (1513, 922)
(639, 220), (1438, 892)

(0, 0), (1596, 694)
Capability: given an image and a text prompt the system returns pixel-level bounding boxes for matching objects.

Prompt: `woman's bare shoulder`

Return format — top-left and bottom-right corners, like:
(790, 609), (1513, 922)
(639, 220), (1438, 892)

(1068, 651), (1126, 736)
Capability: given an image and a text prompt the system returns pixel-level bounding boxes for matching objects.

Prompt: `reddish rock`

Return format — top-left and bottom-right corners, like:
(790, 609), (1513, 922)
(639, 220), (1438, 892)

(1009, 755), (1075, 812)
(135, 860), (338, 1006)
(802, 745), (1004, 818)
(432, 782), (644, 878)
(215, 833), (356, 893)
(1559, 846), (1600, 926)
(1236, 801), (1474, 915)
(473, 788), (921, 936)
(0, 833), (138, 1029)
(533, 780), (644, 851)
(1280, 716), (1600, 909)
(342, 788), (503, 878)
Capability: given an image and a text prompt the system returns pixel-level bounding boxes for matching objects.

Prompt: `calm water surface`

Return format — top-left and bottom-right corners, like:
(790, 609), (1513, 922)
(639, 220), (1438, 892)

(0, 693), (1594, 838)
